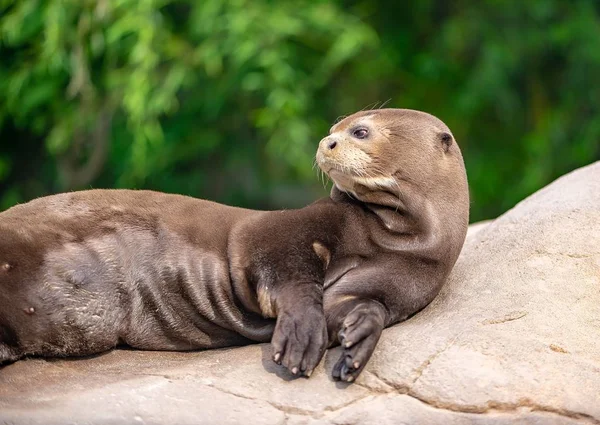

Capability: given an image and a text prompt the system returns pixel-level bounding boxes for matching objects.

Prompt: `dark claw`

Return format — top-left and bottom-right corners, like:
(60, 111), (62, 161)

(332, 304), (385, 382)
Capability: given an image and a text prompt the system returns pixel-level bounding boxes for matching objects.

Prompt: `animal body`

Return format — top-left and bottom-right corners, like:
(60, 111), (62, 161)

(0, 109), (469, 381)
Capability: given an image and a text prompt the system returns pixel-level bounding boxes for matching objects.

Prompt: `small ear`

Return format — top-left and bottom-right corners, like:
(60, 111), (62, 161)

(440, 132), (453, 152)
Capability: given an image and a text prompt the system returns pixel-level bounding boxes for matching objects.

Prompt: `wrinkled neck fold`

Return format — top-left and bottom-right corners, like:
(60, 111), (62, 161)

(330, 185), (441, 258)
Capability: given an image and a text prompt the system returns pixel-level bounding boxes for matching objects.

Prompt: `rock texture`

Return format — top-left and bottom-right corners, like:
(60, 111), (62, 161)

(1, 162), (600, 425)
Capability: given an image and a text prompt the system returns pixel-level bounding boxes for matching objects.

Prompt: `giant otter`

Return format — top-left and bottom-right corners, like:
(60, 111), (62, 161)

(0, 109), (469, 382)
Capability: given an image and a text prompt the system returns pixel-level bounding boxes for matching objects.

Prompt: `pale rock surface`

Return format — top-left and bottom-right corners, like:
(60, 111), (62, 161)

(465, 219), (492, 238)
(1, 162), (599, 425)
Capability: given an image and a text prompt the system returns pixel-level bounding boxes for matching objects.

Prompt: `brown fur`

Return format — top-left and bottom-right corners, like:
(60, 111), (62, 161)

(0, 109), (469, 382)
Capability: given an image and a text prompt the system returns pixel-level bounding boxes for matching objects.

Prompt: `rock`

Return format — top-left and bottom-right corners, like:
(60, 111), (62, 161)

(466, 219), (492, 239)
(1, 162), (599, 425)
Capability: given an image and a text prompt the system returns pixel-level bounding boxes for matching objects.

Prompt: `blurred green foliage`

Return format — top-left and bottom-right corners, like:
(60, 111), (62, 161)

(1, 0), (599, 221)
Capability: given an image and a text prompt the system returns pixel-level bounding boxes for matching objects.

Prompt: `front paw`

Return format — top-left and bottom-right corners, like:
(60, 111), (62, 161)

(332, 304), (385, 382)
(271, 305), (328, 377)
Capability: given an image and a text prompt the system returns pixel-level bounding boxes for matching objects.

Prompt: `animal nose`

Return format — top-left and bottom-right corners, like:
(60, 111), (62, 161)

(328, 140), (337, 150)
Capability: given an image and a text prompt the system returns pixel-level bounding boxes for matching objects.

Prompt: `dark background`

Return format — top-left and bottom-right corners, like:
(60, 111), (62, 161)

(1, 0), (599, 221)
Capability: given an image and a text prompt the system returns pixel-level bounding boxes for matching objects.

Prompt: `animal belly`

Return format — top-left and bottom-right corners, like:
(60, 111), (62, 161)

(1, 227), (253, 359)
(121, 250), (254, 351)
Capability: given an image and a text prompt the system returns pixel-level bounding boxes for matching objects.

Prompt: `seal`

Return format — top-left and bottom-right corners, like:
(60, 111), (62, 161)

(0, 108), (469, 382)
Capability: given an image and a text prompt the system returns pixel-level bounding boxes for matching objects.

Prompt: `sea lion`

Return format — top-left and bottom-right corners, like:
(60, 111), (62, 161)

(0, 108), (469, 382)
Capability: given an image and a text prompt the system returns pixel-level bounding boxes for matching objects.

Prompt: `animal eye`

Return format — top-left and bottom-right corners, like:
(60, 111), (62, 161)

(352, 128), (369, 139)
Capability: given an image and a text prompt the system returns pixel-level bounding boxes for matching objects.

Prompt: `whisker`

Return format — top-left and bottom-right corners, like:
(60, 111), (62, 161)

(379, 98), (392, 109)
(360, 101), (380, 112)
(334, 115), (347, 125)
(323, 172), (331, 190)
